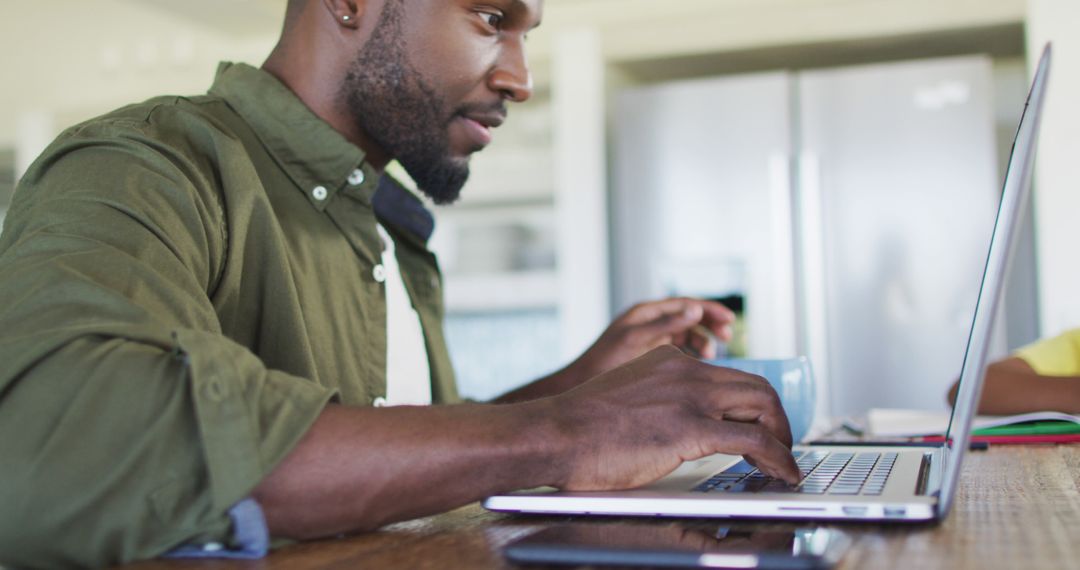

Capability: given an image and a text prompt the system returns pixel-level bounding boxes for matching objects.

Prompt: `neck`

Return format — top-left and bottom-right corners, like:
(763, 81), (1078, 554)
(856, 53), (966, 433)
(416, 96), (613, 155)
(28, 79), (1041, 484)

(262, 40), (392, 172)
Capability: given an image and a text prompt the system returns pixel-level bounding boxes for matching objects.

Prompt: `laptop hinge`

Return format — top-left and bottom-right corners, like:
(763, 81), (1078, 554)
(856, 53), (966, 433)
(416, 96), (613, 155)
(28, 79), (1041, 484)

(915, 451), (935, 496)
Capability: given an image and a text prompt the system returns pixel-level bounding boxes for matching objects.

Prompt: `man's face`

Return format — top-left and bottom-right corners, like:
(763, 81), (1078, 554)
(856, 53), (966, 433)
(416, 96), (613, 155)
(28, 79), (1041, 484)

(340, 0), (542, 205)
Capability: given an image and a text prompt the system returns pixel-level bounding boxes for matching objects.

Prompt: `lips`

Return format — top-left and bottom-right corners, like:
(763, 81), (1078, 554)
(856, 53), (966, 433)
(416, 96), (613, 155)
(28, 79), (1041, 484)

(454, 110), (505, 151)
(464, 111), (505, 130)
(459, 117), (493, 148)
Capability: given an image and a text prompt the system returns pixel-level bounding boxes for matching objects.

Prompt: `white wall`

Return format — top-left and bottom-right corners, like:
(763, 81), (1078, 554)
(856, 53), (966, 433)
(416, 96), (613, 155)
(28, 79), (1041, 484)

(1026, 1), (1080, 337)
(538, 0), (1025, 62)
(552, 29), (611, 360)
(0, 0), (277, 150)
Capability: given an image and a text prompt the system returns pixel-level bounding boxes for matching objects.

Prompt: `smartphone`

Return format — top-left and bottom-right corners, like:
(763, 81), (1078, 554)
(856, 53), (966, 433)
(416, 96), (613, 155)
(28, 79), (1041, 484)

(503, 523), (851, 569)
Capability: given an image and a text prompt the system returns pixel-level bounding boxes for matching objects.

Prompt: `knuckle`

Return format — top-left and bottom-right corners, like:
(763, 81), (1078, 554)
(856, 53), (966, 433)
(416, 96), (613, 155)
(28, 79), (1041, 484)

(757, 383), (780, 403)
(635, 344), (678, 371)
(766, 388), (785, 411)
(746, 373), (771, 387)
(736, 376), (782, 406)
(653, 345), (691, 372)
(653, 343), (682, 357)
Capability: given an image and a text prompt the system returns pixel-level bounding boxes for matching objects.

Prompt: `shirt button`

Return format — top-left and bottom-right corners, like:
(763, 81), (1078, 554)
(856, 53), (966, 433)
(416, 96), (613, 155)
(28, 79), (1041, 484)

(348, 169), (366, 186)
(373, 264), (387, 283)
(312, 185), (328, 201)
(204, 379), (226, 402)
(372, 397), (388, 407)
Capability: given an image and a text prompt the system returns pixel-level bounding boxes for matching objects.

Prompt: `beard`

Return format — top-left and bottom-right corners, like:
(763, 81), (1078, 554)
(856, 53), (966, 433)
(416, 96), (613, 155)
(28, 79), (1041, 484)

(339, 2), (469, 205)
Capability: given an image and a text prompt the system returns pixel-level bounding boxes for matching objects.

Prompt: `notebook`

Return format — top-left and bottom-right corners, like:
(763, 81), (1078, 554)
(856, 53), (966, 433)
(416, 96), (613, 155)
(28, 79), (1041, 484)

(483, 44), (1053, 523)
(868, 408), (1080, 438)
(865, 408), (1080, 444)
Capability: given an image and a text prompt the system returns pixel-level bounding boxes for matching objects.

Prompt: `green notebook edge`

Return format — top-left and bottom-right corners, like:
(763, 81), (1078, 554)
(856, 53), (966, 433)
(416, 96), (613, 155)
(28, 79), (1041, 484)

(973, 420), (1080, 436)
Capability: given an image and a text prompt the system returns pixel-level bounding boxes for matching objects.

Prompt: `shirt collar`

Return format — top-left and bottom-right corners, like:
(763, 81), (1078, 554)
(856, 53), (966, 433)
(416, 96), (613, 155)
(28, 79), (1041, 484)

(373, 176), (436, 244)
(208, 62), (378, 210)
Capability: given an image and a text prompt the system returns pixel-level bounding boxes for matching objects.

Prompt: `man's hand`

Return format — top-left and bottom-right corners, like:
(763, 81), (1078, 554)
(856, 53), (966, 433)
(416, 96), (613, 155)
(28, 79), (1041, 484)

(571, 298), (735, 381)
(544, 345), (800, 490)
(495, 297), (736, 404)
(255, 345), (798, 540)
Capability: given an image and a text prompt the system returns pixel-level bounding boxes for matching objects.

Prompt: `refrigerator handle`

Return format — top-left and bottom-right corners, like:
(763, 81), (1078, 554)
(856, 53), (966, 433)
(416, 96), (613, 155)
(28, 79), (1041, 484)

(795, 152), (834, 430)
(767, 152), (799, 358)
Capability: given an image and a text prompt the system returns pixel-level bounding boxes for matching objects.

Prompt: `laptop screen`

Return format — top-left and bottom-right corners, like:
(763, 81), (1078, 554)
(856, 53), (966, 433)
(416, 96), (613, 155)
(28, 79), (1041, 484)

(938, 44), (1051, 515)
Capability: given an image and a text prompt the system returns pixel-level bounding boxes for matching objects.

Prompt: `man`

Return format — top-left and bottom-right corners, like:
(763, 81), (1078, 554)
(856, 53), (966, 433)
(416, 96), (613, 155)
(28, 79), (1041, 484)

(948, 328), (1080, 414)
(0, 0), (799, 567)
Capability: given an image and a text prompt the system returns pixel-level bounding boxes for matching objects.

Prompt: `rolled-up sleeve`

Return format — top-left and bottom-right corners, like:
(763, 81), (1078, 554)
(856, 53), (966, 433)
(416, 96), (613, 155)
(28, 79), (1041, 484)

(0, 115), (334, 567)
(1015, 328), (1080, 377)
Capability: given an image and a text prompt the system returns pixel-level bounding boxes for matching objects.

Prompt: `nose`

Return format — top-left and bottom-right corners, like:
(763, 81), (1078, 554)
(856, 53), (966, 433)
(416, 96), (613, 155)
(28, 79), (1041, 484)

(488, 37), (533, 103)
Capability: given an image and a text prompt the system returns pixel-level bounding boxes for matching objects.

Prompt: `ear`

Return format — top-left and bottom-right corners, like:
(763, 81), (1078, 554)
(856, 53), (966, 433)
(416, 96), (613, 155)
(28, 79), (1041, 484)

(322, 0), (363, 29)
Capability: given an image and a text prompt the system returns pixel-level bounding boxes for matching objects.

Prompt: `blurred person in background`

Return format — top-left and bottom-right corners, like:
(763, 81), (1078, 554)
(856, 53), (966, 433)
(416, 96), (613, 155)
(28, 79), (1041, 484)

(948, 328), (1080, 414)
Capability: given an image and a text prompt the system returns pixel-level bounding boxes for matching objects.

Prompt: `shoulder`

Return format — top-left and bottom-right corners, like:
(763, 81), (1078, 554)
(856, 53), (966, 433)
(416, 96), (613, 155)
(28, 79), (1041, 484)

(54, 94), (246, 159)
(10, 94), (253, 252)
(3, 95), (252, 291)
(18, 94), (255, 206)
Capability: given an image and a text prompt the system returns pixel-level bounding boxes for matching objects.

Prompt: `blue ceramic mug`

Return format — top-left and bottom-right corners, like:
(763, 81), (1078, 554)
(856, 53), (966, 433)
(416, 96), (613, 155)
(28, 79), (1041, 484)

(706, 357), (817, 443)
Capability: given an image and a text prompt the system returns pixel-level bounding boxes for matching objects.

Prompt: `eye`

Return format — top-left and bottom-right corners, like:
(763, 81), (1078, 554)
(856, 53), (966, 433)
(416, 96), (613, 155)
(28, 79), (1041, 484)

(478, 11), (504, 29)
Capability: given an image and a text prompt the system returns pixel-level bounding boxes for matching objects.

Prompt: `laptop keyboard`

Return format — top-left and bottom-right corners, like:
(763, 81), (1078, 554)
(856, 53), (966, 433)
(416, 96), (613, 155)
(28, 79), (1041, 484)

(691, 450), (899, 495)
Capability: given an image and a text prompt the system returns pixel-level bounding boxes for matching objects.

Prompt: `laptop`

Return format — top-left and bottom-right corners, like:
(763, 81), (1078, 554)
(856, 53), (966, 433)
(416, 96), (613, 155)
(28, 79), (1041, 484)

(484, 44), (1052, 523)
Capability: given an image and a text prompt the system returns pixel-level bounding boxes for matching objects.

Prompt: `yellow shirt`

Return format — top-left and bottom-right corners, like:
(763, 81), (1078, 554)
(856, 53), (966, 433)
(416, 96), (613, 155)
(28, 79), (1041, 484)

(1015, 328), (1080, 377)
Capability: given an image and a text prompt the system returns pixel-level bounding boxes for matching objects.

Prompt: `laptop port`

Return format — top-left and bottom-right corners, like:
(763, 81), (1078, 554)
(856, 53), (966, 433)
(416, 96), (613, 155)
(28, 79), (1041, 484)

(842, 506), (869, 516)
(884, 506), (907, 517)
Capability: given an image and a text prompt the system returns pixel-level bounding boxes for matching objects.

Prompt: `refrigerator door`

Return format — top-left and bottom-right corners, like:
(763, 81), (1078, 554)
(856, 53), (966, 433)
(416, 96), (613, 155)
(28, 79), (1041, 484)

(798, 56), (1003, 416)
(613, 72), (798, 359)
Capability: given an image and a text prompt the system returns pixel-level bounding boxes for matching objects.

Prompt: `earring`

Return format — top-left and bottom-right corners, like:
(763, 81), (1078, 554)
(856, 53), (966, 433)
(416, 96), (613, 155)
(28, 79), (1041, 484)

(342, 15), (352, 22)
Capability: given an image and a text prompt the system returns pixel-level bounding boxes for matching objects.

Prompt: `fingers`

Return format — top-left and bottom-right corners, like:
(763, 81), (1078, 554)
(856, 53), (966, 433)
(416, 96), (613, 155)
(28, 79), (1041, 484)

(622, 298), (735, 343)
(696, 302), (736, 342)
(706, 421), (801, 484)
(626, 304), (704, 348)
(717, 397), (794, 450)
(686, 325), (719, 359)
(692, 367), (794, 449)
(635, 349), (790, 446)
(638, 350), (791, 448)
(560, 347), (800, 490)
(621, 298), (702, 325)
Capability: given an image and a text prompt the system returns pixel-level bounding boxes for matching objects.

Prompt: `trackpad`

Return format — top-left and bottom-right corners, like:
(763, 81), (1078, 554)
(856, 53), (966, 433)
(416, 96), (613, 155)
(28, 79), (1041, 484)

(643, 454), (742, 492)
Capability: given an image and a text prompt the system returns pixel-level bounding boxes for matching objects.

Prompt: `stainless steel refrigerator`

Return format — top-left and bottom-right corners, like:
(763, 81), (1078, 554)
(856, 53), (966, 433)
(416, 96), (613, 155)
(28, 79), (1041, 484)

(612, 55), (1037, 421)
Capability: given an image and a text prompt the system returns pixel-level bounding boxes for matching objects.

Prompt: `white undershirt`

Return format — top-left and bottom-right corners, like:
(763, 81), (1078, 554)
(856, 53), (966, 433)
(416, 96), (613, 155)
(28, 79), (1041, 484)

(377, 223), (432, 406)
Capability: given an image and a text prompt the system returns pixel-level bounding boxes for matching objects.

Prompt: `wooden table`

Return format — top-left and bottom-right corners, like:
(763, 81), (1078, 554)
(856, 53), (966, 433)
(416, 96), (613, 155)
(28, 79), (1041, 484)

(122, 446), (1080, 569)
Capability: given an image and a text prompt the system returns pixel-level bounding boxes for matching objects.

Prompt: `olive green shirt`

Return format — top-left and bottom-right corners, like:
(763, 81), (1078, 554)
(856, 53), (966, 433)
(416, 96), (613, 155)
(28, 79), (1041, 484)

(0, 62), (458, 568)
